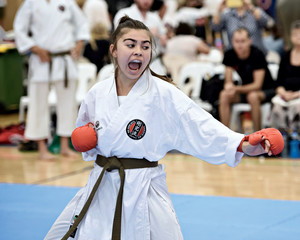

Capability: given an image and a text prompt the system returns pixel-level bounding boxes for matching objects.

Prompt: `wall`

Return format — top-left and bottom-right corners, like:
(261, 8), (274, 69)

(2, 0), (23, 31)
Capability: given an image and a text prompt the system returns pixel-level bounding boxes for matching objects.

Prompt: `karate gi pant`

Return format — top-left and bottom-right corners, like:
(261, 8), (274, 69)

(25, 80), (78, 140)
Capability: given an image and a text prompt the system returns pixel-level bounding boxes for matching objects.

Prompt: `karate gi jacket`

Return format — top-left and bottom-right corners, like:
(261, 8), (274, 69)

(14, 0), (90, 83)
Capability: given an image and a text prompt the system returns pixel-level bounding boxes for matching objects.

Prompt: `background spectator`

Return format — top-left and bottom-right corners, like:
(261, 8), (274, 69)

(13, 0), (90, 160)
(83, 22), (111, 73)
(219, 27), (275, 132)
(211, 0), (274, 54)
(271, 20), (300, 132)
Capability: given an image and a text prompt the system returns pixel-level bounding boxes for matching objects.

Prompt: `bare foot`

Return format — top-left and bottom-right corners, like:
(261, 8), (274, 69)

(39, 151), (57, 160)
(61, 148), (79, 158)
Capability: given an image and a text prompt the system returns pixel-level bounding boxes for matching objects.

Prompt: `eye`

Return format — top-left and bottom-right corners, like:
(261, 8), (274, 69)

(143, 45), (150, 50)
(127, 44), (135, 48)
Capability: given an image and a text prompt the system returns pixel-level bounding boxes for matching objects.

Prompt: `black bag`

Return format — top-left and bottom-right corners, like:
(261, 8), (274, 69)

(200, 74), (224, 120)
(200, 74), (224, 105)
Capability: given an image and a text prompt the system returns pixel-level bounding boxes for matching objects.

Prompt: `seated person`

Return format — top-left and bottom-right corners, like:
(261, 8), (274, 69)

(162, 22), (210, 83)
(219, 27), (276, 132)
(83, 23), (110, 73)
(271, 20), (300, 132)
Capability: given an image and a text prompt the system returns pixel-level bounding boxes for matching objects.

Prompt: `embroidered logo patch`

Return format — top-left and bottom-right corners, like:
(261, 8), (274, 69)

(126, 119), (146, 140)
(58, 5), (65, 12)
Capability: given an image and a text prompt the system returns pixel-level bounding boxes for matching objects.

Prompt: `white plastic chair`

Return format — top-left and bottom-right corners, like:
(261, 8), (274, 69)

(197, 47), (223, 64)
(19, 62), (97, 122)
(229, 63), (279, 132)
(177, 62), (216, 112)
(97, 63), (114, 82)
(76, 62), (97, 104)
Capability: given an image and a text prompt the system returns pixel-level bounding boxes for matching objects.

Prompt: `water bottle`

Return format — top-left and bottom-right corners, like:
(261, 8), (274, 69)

(289, 130), (300, 159)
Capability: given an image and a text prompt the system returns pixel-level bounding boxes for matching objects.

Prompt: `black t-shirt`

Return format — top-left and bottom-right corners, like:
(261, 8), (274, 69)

(83, 39), (110, 73)
(223, 46), (274, 89)
(277, 50), (300, 91)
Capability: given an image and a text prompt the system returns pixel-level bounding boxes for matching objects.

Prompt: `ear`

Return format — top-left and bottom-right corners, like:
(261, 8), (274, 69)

(110, 44), (117, 58)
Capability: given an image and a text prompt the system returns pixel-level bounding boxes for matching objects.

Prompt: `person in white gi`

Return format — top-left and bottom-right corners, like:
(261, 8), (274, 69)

(44, 16), (280, 240)
(14, 0), (90, 160)
(113, 0), (167, 57)
(82, 0), (112, 32)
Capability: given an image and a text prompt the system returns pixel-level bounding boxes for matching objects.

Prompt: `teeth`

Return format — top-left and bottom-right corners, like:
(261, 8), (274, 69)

(131, 60), (142, 63)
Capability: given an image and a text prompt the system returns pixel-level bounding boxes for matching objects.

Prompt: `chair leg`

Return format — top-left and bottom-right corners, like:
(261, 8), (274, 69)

(19, 102), (25, 122)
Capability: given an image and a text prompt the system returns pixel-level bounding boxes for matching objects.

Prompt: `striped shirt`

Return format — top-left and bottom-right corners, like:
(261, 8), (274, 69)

(211, 8), (271, 54)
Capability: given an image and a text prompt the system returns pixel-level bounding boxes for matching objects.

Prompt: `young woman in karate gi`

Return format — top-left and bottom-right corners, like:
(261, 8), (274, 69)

(44, 16), (283, 240)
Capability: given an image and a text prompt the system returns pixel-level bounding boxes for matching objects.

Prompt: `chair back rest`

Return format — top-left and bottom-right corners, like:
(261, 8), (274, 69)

(77, 62), (97, 103)
(178, 62), (214, 99)
(268, 63), (279, 80)
(97, 64), (115, 82)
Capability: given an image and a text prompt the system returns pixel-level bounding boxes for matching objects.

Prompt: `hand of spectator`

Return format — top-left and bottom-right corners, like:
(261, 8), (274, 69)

(31, 46), (51, 62)
(71, 40), (84, 60)
(280, 90), (298, 101)
(224, 82), (236, 96)
(244, 0), (261, 19)
(218, 0), (226, 14)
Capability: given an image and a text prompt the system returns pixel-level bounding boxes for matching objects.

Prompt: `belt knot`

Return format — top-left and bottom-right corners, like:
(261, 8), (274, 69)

(107, 157), (123, 172)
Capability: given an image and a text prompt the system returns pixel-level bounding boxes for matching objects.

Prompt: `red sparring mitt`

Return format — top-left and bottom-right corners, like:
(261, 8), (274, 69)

(237, 128), (284, 155)
(71, 122), (97, 152)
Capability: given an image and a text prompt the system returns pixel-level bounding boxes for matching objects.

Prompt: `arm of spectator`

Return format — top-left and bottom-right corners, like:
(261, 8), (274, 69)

(211, 0), (226, 31)
(71, 40), (85, 60)
(222, 66), (238, 96)
(30, 46), (50, 63)
(244, 0), (274, 28)
(276, 86), (300, 101)
(197, 40), (210, 54)
(235, 69), (265, 94)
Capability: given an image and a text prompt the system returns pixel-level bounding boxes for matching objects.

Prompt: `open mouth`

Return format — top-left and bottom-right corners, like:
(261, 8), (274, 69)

(128, 60), (142, 71)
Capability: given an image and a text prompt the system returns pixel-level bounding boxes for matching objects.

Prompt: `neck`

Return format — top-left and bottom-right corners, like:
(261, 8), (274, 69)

(293, 46), (300, 53)
(237, 48), (251, 59)
(115, 71), (139, 96)
(136, 5), (147, 19)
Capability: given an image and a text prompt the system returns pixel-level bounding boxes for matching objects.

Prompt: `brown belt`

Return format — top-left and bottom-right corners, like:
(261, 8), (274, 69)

(61, 155), (158, 240)
(50, 51), (71, 88)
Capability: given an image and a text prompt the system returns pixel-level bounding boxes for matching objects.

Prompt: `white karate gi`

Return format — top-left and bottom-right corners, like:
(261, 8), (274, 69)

(83, 0), (112, 31)
(14, 0), (89, 139)
(45, 70), (244, 240)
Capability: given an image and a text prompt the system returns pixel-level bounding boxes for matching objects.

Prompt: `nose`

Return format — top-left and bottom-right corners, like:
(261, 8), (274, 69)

(134, 52), (142, 56)
(134, 46), (142, 56)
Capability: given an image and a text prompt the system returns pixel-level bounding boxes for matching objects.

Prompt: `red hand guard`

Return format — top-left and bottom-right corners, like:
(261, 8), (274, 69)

(237, 128), (284, 155)
(71, 122), (97, 152)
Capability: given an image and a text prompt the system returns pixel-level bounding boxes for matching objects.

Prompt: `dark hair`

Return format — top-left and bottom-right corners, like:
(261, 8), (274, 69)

(175, 22), (195, 36)
(291, 20), (300, 32)
(233, 27), (250, 38)
(110, 16), (173, 84)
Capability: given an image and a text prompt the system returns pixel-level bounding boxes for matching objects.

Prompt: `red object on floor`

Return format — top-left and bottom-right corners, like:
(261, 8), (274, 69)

(0, 123), (25, 144)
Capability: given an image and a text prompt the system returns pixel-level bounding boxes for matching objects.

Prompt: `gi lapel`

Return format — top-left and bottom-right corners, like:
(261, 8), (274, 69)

(97, 70), (150, 156)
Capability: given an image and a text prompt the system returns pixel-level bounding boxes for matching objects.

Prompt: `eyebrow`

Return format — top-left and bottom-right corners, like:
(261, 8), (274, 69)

(123, 38), (151, 44)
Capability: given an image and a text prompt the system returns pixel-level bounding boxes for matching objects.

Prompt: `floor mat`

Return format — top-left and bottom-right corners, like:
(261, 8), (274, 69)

(1, 183), (300, 240)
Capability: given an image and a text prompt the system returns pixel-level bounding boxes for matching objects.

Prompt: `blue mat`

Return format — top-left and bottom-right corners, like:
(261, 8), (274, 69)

(1, 183), (300, 240)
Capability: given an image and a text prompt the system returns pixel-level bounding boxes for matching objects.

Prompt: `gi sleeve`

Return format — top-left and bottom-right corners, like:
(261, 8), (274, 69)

(13, 1), (36, 54)
(175, 101), (245, 167)
(69, 0), (90, 42)
(76, 89), (98, 161)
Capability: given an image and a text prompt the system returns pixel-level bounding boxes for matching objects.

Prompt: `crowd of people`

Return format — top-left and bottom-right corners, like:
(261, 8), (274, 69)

(11, 0), (300, 160)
